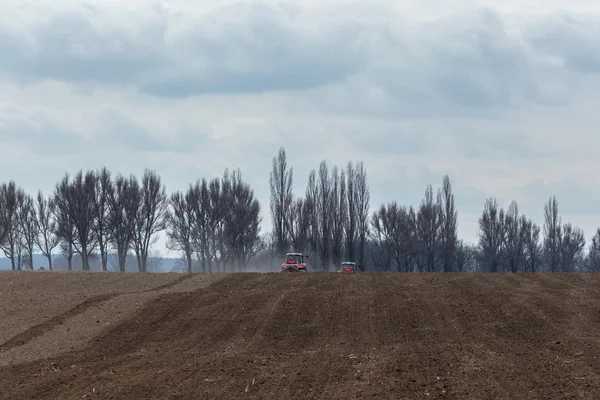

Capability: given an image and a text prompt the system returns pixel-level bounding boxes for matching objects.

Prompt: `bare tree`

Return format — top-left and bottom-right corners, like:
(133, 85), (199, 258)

(416, 185), (442, 272)
(559, 223), (585, 272)
(132, 169), (168, 273)
(439, 175), (457, 272)
(331, 166), (347, 267)
(224, 169), (262, 271)
(188, 179), (210, 272)
(402, 206), (419, 272)
(166, 189), (195, 273)
(502, 201), (528, 273)
(455, 240), (477, 272)
(53, 176), (75, 270)
(370, 203), (398, 271)
(543, 196), (561, 272)
(212, 172), (233, 271)
(269, 147), (294, 257)
(384, 205), (419, 272)
(0, 186), (7, 246)
(523, 219), (542, 272)
(18, 193), (38, 270)
(354, 161), (370, 271)
(478, 197), (505, 272)
(54, 171), (97, 270)
(185, 169), (262, 273)
(587, 228), (600, 272)
(92, 167), (113, 271)
(316, 161), (333, 271)
(345, 162), (358, 262)
(288, 197), (310, 253)
(305, 170), (319, 263)
(72, 171), (98, 271)
(108, 174), (139, 272)
(57, 227), (76, 270)
(190, 177), (228, 273)
(35, 191), (60, 270)
(0, 181), (24, 270)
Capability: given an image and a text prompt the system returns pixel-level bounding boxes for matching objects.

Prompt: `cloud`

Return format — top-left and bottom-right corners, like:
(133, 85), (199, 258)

(519, 178), (600, 217)
(94, 109), (162, 152)
(1, 0), (600, 253)
(0, 1), (367, 97)
(373, 8), (538, 108)
(0, 0), (579, 114)
(90, 108), (212, 154)
(0, 3), (168, 86)
(0, 104), (90, 154)
(526, 13), (600, 75)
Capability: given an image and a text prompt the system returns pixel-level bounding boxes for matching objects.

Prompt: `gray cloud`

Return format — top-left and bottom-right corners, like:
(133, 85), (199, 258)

(0, 12), (164, 85)
(454, 127), (549, 160)
(0, 105), (89, 154)
(94, 109), (161, 151)
(519, 178), (600, 216)
(0, 2), (576, 112)
(0, 2), (366, 97)
(92, 108), (212, 153)
(526, 13), (600, 75)
(372, 9), (538, 110)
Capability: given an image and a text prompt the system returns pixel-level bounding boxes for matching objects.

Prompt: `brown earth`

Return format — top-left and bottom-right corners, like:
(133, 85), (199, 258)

(1, 272), (600, 399)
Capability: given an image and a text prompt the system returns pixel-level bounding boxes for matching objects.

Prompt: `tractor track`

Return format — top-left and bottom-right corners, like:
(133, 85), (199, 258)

(0, 292), (118, 352)
(2, 273), (600, 399)
(0, 272), (197, 353)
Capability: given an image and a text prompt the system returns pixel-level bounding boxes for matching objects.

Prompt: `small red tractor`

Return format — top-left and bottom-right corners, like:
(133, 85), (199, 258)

(280, 253), (308, 272)
(339, 261), (357, 272)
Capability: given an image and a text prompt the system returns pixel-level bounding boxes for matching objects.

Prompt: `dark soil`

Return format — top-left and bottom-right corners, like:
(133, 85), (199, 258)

(2, 272), (600, 399)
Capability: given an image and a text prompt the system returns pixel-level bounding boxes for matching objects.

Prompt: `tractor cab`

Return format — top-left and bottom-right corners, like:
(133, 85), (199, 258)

(339, 261), (357, 272)
(281, 253), (308, 272)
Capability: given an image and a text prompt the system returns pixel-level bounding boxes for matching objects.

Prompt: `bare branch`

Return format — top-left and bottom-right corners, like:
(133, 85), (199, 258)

(35, 191), (60, 270)
(132, 169), (168, 272)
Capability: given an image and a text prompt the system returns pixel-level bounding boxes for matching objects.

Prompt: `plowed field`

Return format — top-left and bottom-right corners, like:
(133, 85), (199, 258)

(1, 271), (600, 399)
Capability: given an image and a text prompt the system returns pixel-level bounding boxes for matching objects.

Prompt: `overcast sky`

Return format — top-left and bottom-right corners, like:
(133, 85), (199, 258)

(1, 0), (599, 257)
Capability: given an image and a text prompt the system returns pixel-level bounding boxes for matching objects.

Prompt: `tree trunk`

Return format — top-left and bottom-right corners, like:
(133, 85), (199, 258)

(118, 252), (126, 272)
(136, 252), (142, 272)
(206, 248), (212, 273)
(10, 246), (15, 270)
(101, 251), (107, 271)
(80, 246), (90, 271)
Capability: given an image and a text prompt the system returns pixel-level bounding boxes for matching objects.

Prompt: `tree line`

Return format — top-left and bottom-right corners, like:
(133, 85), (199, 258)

(267, 148), (600, 273)
(0, 168), (261, 273)
(0, 146), (598, 273)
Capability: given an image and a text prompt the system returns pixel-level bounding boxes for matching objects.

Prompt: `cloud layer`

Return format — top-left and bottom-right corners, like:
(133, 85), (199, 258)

(1, 0), (599, 251)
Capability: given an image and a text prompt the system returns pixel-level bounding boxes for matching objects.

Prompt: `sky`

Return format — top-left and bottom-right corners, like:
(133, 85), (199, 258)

(1, 0), (600, 258)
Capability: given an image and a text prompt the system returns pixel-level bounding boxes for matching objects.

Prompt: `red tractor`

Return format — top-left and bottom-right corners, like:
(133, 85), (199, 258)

(339, 261), (357, 272)
(280, 253), (308, 272)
